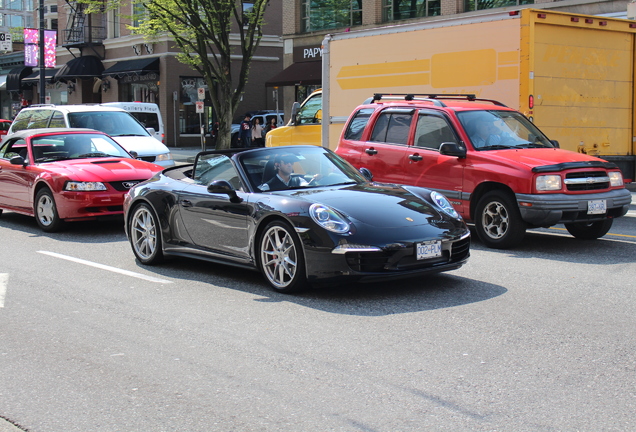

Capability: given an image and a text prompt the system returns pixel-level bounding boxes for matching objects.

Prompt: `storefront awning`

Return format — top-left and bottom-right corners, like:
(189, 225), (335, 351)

(22, 68), (60, 86)
(54, 56), (104, 82)
(265, 62), (321, 87)
(6, 66), (34, 92)
(102, 57), (160, 78)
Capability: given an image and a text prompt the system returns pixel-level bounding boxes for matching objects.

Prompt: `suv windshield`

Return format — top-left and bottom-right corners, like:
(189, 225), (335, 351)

(457, 110), (555, 150)
(68, 111), (150, 138)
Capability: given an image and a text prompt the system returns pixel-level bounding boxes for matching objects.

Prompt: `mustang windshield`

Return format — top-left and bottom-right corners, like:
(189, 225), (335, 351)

(31, 133), (132, 162)
(240, 147), (366, 192)
(457, 110), (555, 150)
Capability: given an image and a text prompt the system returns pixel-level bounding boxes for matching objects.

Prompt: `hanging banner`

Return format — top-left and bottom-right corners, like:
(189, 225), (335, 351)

(23, 28), (57, 68)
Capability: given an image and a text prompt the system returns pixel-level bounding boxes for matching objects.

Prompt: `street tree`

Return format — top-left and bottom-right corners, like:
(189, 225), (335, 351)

(83, 0), (269, 149)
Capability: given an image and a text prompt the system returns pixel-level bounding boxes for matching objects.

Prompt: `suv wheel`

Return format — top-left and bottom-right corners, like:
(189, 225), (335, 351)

(474, 190), (526, 249)
(564, 219), (613, 240)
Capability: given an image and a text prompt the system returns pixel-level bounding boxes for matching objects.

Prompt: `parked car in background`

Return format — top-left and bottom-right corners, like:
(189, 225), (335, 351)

(101, 102), (165, 143)
(7, 104), (174, 167)
(0, 119), (11, 139)
(231, 110), (284, 147)
(335, 94), (632, 249)
(0, 128), (163, 232)
(124, 145), (470, 292)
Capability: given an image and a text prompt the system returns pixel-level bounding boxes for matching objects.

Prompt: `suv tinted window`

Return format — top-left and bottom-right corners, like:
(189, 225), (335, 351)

(27, 109), (54, 129)
(370, 110), (413, 145)
(344, 108), (374, 141)
(49, 111), (66, 128)
(414, 113), (457, 150)
(10, 110), (35, 132)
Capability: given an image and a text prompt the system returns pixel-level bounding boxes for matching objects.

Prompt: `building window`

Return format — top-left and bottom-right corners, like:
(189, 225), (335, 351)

(109, 7), (121, 38)
(301, 0), (362, 33)
(384, 0), (441, 21)
(132, 1), (147, 28)
(464, 0), (533, 12)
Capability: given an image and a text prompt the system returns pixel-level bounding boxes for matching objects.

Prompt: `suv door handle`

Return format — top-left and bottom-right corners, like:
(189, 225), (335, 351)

(365, 148), (378, 156)
(409, 153), (423, 162)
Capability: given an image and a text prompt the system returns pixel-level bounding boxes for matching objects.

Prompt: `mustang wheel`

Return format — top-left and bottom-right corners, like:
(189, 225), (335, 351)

(35, 188), (64, 232)
(565, 219), (613, 240)
(129, 203), (163, 264)
(259, 221), (307, 293)
(474, 190), (526, 249)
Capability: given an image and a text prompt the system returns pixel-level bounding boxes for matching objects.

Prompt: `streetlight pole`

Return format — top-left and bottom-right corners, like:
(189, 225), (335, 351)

(38, 0), (45, 104)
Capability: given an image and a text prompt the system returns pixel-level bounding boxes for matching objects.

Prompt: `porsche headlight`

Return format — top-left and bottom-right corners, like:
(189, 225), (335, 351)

(536, 175), (561, 191)
(64, 181), (107, 191)
(430, 191), (459, 218)
(309, 204), (350, 234)
(155, 153), (173, 162)
(609, 171), (623, 187)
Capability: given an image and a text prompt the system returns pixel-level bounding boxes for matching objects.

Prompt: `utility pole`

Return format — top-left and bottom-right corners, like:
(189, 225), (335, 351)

(38, 0), (45, 104)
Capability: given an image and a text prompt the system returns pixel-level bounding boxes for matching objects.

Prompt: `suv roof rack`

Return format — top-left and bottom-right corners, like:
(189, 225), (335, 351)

(367, 93), (508, 108)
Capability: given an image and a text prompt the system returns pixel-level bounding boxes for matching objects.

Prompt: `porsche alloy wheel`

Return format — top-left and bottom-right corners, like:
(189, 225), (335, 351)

(474, 190), (526, 249)
(35, 188), (64, 232)
(259, 221), (307, 293)
(129, 204), (163, 264)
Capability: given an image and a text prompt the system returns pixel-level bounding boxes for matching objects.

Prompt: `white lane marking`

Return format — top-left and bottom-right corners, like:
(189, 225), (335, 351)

(37, 251), (172, 284)
(0, 273), (7, 308)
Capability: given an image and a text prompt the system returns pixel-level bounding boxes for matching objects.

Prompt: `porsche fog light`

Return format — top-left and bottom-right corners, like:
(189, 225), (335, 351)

(64, 181), (107, 191)
(536, 175), (561, 191)
(310, 204), (350, 234)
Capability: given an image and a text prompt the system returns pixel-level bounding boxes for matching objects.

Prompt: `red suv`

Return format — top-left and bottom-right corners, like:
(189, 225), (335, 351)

(335, 94), (632, 248)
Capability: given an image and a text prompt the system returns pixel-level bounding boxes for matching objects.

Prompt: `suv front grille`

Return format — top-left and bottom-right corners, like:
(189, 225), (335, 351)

(564, 171), (610, 191)
(139, 156), (156, 163)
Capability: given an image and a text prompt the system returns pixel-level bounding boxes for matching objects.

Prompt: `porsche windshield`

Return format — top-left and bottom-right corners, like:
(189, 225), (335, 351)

(457, 110), (555, 150)
(240, 147), (366, 192)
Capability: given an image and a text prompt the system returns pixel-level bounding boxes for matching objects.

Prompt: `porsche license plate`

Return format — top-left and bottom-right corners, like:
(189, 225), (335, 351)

(416, 241), (442, 260)
(587, 199), (606, 215)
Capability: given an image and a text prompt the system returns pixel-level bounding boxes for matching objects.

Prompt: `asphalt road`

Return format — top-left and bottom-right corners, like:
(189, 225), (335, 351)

(0, 195), (635, 432)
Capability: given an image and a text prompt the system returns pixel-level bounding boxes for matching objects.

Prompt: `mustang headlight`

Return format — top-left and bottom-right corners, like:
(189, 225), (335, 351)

(155, 153), (173, 162)
(609, 171), (623, 187)
(309, 204), (350, 234)
(430, 191), (459, 218)
(64, 181), (107, 191)
(536, 175), (562, 191)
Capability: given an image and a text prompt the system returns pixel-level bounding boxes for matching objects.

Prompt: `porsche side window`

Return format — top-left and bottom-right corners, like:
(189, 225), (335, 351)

(414, 114), (457, 150)
(343, 108), (374, 141)
(370, 111), (413, 145)
(194, 154), (242, 190)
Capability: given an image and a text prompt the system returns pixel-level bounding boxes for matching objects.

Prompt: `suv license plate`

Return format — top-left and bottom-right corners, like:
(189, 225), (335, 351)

(587, 199), (607, 215)
(416, 241), (442, 260)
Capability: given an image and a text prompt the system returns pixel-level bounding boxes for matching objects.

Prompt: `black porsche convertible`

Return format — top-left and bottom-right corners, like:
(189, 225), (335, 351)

(123, 146), (470, 292)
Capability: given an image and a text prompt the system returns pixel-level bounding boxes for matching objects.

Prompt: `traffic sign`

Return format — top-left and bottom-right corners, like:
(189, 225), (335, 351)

(197, 87), (205, 100)
(0, 33), (12, 52)
(195, 101), (204, 113)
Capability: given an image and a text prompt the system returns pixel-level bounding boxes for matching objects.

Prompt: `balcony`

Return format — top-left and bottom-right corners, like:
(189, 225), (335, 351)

(62, 25), (106, 48)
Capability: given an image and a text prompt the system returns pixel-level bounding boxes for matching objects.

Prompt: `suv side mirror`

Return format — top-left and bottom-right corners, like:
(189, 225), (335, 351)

(439, 142), (466, 158)
(290, 102), (301, 126)
(207, 180), (243, 203)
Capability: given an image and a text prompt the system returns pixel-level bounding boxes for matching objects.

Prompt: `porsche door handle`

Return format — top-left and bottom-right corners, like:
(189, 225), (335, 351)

(181, 200), (193, 207)
(409, 154), (423, 162)
(365, 148), (378, 156)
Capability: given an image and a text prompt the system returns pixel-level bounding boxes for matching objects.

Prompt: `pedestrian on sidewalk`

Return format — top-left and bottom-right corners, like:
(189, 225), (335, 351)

(237, 114), (252, 148)
(252, 117), (265, 147)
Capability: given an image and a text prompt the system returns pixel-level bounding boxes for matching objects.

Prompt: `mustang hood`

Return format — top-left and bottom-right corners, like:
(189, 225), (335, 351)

(46, 158), (161, 182)
(285, 183), (447, 228)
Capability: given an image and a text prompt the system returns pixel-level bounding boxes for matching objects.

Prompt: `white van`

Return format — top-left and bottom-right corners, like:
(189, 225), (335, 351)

(102, 102), (165, 143)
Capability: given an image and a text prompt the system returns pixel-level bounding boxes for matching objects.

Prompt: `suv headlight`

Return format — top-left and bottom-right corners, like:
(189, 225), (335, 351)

(430, 191), (459, 218)
(609, 171), (623, 187)
(155, 153), (173, 162)
(536, 175), (562, 191)
(310, 204), (351, 234)
(64, 181), (107, 191)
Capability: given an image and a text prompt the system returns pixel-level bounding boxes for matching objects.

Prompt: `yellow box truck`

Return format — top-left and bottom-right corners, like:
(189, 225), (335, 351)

(267, 8), (636, 182)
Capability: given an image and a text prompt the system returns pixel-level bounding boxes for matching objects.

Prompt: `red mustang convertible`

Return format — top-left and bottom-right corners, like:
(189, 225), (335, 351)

(0, 128), (163, 232)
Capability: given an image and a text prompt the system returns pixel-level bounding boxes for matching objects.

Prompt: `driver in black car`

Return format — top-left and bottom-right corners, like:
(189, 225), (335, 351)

(259, 154), (309, 191)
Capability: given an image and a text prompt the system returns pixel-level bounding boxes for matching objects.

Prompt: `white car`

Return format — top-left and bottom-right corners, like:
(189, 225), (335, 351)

(7, 104), (174, 167)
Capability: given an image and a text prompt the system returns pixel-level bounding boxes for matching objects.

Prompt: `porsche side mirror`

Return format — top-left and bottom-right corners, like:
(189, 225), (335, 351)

(9, 155), (25, 166)
(207, 180), (243, 203)
(439, 142), (466, 159)
(359, 167), (373, 181)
